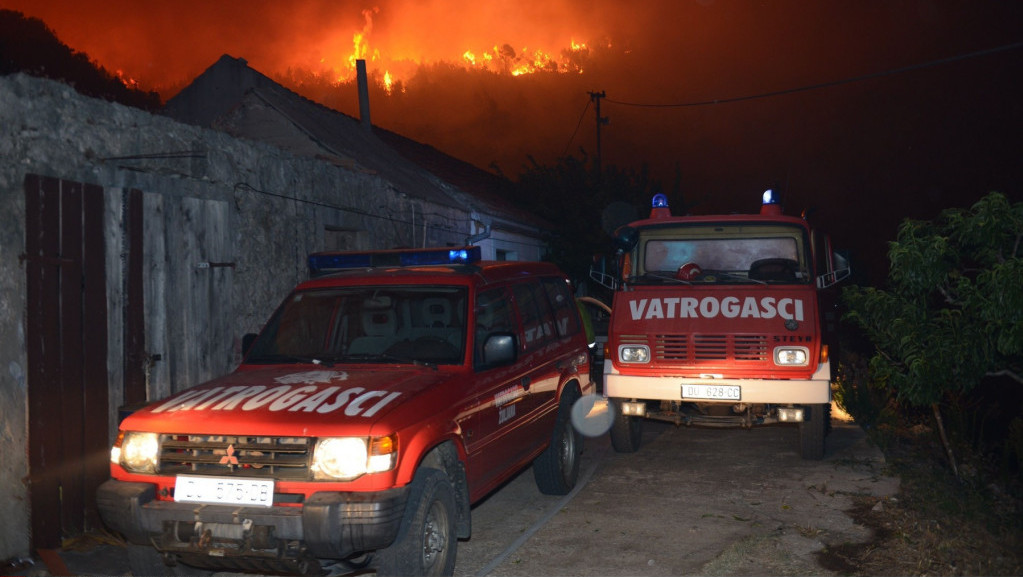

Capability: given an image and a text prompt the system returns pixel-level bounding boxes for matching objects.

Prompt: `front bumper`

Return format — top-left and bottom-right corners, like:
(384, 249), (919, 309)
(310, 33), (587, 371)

(96, 479), (409, 564)
(604, 359), (833, 404)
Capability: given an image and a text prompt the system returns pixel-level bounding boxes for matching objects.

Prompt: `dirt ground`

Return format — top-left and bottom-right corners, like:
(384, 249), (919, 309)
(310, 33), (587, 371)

(454, 406), (899, 576)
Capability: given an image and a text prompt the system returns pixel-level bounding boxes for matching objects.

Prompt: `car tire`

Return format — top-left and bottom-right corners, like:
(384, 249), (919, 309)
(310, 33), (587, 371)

(375, 468), (457, 577)
(609, 399), (642, 453)
(533, 387), (582, 495)
(799, 403), (828, 460)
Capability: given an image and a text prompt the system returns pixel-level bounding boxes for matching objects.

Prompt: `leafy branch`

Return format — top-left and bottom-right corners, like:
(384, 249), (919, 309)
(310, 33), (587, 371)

(842, 192), (1023, 478)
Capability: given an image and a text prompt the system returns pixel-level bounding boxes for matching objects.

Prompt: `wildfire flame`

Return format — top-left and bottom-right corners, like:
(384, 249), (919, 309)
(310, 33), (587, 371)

(114, 69), (139, 89)
(318, 7), (588, 92)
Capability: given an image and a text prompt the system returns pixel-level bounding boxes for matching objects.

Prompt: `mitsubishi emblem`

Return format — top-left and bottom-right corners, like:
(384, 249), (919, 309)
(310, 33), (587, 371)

(219, 444), (239, 467)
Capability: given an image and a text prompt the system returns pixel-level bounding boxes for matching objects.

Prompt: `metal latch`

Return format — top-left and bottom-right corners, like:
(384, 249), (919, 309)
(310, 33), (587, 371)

(197, 261), (236, 269)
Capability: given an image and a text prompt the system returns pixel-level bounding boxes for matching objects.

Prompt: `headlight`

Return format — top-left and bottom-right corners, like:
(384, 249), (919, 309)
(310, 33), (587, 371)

(114, 431), (160, 473)
(774, 346), (809, 366)
(311, 435), (397, 480)
(618, 345), (650, 364)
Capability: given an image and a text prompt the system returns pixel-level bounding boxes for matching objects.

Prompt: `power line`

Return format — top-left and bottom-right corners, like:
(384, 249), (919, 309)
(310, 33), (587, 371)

(233, 182), (547, 251)
(562, 98), (591, 157)
(604, 41), (1023, 109)
(589, 90), (609, 176)
(234, 182), (460, 232)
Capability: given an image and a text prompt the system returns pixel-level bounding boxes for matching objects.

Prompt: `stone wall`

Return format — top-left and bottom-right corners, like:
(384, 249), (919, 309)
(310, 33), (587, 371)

(0, 73), (471, 558)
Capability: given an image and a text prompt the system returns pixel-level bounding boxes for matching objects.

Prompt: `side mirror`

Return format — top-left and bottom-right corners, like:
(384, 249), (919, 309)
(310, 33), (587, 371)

(613, 225), (639, 252)
(482, 333), (516, 367)
(589, 254), (618, 291)
(817, 251), (851, 289)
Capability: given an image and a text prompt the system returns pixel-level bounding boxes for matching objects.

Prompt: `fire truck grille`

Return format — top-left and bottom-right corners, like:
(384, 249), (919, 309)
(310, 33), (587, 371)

(157, 435), (312, 479)
(653, 334), (769, 364)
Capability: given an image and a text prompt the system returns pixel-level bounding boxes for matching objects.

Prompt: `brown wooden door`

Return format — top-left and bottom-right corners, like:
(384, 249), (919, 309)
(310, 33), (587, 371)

(24, 174), (109, 549)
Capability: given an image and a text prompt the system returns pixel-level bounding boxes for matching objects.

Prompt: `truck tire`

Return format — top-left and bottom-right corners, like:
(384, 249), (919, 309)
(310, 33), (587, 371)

(533, 387), (582, 495)
(609, 399), (642, 453)
(799, 403), (828, 460)
(375, 468), (457, 576)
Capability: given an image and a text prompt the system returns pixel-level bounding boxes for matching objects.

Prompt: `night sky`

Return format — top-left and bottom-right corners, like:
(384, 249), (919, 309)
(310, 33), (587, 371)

(5, 0), (1022, 284)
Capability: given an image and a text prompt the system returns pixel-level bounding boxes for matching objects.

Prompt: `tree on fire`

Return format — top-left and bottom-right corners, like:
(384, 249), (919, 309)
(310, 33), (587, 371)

(0, 9), (160, 110)
(842, 191), (1023, 479)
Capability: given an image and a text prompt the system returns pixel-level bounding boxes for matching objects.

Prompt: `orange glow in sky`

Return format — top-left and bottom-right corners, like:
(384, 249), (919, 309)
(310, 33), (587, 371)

(4, 0), (1021, 284)
(4, 0), (614, 98)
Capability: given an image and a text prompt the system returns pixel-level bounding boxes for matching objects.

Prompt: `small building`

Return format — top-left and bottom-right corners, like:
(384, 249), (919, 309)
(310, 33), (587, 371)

(164, 54), (550, 262)
(0, 56), (549, 558)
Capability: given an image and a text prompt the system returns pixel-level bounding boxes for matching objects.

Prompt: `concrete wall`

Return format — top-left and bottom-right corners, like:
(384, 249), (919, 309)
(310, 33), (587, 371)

(0, 73), (472, 558)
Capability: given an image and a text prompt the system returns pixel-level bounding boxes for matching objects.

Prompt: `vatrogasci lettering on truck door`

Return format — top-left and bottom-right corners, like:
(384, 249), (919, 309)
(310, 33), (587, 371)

(589, 190), (851, 460)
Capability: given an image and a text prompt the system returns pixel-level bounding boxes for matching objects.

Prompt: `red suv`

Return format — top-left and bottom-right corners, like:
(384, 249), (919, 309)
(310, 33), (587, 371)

(97, 246), (593, 576)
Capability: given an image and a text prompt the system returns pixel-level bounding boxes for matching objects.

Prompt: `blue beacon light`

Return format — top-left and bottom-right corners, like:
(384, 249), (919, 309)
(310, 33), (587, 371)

(760, 189), (784, 215)
(649, 193), (673, 219)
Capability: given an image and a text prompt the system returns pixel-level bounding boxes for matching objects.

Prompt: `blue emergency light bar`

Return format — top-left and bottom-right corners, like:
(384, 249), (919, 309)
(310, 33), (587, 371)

(308, 246), (482, 277)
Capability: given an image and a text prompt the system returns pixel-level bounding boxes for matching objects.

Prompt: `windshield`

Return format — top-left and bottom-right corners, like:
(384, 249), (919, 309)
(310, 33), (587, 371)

(637, 224), (810, 284)
(246, 286), (468, 365)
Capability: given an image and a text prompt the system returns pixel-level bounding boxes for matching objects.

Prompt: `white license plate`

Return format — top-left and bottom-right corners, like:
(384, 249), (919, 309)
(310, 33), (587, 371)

(174, 475), (274, 507)
(682, 384), (741, 400)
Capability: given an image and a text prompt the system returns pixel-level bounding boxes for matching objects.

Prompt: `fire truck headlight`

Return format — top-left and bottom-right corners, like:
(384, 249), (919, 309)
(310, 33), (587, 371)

(312, 435), (397, 480)
(618, 345), (650, 364)
(774, 347), (809, 366)
(116, 431), (160, 473)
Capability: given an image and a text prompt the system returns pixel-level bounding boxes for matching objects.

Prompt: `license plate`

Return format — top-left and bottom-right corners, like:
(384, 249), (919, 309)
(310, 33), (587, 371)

(682, 384), (741, 400)
(174, 475), (274, 507)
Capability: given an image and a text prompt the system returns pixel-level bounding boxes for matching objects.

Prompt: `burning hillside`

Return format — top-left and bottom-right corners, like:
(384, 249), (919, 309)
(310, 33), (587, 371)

(5, 0), (619, 99)
(323, 6), (593, 95)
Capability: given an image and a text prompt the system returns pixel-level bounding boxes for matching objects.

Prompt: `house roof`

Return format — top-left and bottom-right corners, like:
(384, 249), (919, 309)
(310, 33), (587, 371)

(163, 54), (549, 233)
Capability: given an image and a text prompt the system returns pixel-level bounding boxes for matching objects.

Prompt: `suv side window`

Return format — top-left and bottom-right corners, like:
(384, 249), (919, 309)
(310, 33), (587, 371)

(474, 287), (515, 367)
(513, 281), (555, 351)
(541, 277), (580, 338)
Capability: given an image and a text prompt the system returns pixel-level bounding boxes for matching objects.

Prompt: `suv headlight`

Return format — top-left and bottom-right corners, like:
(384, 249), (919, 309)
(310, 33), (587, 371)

(618, 344), (650, 364)
(113, 431), (160, 473)
(774, 346), (809, 366)
(312, 435), (397, 480)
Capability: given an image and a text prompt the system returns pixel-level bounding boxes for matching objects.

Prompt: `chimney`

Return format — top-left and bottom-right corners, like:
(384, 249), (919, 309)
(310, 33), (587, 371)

(356, 59), (371, 131)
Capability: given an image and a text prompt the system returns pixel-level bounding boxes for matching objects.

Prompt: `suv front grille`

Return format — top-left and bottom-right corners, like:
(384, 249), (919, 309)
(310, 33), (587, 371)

(158, 434), (312, 479)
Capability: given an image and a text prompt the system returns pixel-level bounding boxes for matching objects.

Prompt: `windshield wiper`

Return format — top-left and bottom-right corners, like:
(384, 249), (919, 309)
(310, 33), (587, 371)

(340, 353), (438, 369)
(628, 272), (690, 285)
(704, 270), (765, 284)
(247, 354), (335, 367)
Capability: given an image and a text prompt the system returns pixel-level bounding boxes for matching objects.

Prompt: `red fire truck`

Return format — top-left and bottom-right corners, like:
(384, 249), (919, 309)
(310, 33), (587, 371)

(592, 191), (850, 459)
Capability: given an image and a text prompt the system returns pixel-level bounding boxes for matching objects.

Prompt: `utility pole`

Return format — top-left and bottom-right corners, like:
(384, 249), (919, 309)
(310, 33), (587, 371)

(589, 90), (609, 178)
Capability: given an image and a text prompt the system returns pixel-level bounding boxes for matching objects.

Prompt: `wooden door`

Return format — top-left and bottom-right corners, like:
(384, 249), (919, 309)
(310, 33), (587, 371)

(24, 174), (109, 549)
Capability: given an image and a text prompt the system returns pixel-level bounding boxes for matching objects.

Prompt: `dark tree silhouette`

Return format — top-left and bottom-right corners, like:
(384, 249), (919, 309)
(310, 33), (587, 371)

(0, 9), (161, 110)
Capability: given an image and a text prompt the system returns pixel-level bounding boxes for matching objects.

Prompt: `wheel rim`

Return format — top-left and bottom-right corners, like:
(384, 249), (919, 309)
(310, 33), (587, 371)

(560, 420), (577, 484)
(421, 500), (450, 571)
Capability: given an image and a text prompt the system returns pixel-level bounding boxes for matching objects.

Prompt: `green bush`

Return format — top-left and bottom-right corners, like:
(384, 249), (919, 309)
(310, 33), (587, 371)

(842, 192), (1023, 477)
